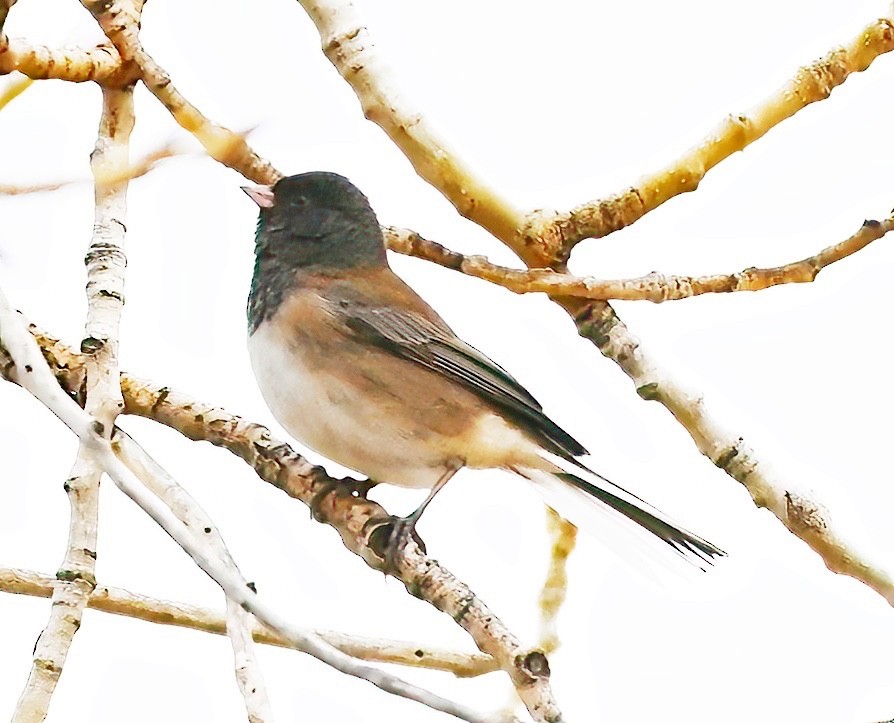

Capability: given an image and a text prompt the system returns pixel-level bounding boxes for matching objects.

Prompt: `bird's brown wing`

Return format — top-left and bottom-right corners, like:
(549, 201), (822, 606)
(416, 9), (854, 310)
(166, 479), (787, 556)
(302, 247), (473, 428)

(323, 277), (588, 460)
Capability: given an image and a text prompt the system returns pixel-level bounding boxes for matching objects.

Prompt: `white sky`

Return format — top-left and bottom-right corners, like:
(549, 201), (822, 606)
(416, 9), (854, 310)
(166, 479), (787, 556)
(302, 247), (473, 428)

(2, 0), (894, 721)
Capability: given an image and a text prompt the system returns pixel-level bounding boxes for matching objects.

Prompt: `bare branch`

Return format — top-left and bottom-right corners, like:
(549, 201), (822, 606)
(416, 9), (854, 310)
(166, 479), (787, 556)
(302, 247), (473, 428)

(80, 0), (279, 184)
(12, 82), (135, 723)
(0, 40), (134, 84)
(226, 599), (275, 723)
(574, 300), (894, 604)
(115, 408), (492, 721)
(11, 450), (101, 723)
(524, 16), (894, 260)
(296, 2), (894, 270)
(537, 510), (576, 657)
(0, 567), (499, 677)
(0, 143), (183, 196)
(385, 217), (893, 302)
(298, 0), (525, 244)
(114, 431), (274, 720)
(83, 87), (132, 366)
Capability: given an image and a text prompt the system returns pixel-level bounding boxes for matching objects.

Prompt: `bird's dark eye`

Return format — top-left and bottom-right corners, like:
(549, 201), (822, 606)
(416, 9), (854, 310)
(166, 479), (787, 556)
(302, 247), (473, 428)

(295, 196), (307, 207)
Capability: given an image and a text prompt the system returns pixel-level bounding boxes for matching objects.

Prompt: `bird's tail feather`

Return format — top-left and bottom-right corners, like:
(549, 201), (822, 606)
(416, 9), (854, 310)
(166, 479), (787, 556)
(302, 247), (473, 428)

(515, 454), (725, 571)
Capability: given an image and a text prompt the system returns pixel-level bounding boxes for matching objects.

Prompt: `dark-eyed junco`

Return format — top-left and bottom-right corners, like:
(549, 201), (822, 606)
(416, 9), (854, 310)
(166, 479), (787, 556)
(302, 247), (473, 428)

(242, 172), (724, 566)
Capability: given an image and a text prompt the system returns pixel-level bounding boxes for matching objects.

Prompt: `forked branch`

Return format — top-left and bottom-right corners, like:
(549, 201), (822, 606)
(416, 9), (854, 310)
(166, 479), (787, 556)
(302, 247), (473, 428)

(12, 80), (135, 723)
(386, 217), (892, 302)
(524, 18), (894, 261)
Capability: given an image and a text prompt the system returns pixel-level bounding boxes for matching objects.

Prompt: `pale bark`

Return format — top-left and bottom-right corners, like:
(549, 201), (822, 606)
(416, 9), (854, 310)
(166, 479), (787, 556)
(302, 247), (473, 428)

(0, 566), (499, 676)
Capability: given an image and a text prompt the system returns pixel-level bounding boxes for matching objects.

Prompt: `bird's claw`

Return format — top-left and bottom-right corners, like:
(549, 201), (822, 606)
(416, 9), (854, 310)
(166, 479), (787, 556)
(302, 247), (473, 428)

(364, 515), (427, 573)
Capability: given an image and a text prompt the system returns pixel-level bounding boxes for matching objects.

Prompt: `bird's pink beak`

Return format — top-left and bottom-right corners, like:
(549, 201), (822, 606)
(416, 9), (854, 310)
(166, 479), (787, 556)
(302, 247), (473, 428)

(241, 185), (275, 208)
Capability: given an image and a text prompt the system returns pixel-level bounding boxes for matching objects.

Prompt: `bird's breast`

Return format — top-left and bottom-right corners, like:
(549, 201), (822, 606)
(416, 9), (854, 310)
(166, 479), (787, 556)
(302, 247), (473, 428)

(248, 304), (454, 488)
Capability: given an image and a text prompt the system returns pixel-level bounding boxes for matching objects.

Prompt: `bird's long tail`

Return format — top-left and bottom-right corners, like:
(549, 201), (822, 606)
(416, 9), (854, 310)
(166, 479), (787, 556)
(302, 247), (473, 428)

(515, 454), (725, 569)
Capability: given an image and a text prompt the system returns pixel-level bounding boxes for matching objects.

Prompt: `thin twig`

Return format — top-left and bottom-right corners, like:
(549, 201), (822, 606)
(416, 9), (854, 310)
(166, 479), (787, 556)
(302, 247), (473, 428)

(0, 143), (185, 196)
(0, 301), (507, 723)
(11, 447), (102, 723)
(227, 599), (276, 723)
(574, 298), (894, 602)
(0, 566), (499, 677)
(80, 0), (279, 184)
(385, 218), (893, 302)
(537, 510), (577, 657)
(298, 1), (894, 269)
(298, 0), (525, 243)
(114, 431), (274, 721)
(12, 82), (135, 723)
(496, 510), (576, 722)
(523, 16), (894, 261)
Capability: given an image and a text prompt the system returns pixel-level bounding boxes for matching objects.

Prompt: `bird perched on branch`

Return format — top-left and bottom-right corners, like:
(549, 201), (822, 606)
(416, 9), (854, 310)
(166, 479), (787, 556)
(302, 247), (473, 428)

(243, 172), (724, 568)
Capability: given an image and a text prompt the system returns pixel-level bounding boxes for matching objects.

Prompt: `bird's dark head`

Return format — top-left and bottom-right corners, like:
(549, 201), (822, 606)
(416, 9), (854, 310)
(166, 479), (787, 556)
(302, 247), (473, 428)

(243, 172), (387, 271)
(243, 172), (388, 333)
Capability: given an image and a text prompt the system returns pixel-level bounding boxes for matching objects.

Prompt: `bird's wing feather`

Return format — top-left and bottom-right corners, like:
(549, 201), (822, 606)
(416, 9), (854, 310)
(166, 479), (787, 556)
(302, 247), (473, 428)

(323, 280), (588, 459)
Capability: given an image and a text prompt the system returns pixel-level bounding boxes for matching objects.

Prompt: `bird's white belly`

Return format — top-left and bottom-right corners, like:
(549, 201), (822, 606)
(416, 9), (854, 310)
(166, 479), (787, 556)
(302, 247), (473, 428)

(248, 323), (448, 488)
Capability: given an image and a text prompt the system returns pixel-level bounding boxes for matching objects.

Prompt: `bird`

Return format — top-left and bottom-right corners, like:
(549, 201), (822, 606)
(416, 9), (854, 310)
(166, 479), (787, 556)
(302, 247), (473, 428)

(242, 172), (725, 568)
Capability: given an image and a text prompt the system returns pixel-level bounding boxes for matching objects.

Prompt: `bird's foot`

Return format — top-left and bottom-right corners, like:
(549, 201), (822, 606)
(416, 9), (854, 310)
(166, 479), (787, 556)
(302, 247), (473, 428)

(365, 515), (427, 573)
(310, 477), (377, 522)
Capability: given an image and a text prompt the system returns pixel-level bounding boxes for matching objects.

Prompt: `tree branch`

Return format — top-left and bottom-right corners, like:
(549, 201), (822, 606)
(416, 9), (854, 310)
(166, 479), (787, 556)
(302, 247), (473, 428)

(114, 430), (274, 722)
(523, 16), (894, 260)
(385, 217), (893, 302)
(0, 40), (135, 84)
(226, 598), (275, 723)
(536, 510), (576, 657)
(12, 80), (135, 723)
(80, 0), (279, 184)
(575, 299), (894, 602)
(0, 566), (499, 677)
(298, 0), (525, 244)
(0, 143), (183, 196)
(298, 1), (894, 268)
